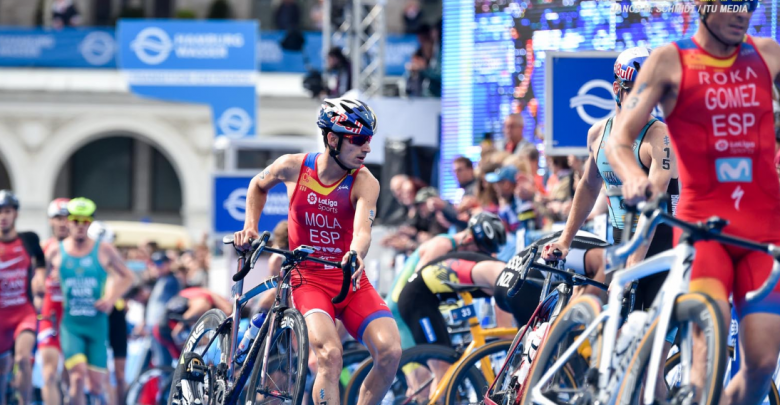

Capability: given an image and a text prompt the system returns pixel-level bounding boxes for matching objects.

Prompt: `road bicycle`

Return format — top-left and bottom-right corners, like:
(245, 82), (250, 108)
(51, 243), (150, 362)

(522, 193), (780, 405)
(456, 246), (608, 405)
(167, 231), (356, 405)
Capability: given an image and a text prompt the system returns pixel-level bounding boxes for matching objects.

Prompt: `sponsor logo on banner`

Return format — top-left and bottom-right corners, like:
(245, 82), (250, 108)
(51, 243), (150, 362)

(218, 107), (252, 138)
(716, 158), (752, 182)
(223, 188), (247, 221)
(569, 79), (615, 125)
(79, 31), (115, 66)
(0, 34), (55, 58)
(131, 26), (246, 65)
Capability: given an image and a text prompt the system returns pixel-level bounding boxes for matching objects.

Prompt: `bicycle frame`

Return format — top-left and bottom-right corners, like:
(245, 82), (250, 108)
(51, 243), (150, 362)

(530, 231), (687, 405)
(425, 291), (517, 404)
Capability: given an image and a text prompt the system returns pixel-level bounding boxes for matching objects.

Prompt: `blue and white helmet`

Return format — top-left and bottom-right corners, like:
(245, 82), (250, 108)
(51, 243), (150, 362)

(614, 47), (651, 89)
(317, 98), (378, 136)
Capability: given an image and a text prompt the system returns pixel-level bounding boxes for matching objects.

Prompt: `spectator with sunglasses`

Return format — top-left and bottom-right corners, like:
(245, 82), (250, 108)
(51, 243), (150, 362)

(44, 197), (134, 405)
(233, 98), (401, 405)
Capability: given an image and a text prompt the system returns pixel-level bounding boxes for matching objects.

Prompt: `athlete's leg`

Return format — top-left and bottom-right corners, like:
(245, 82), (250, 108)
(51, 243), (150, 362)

(13, 330), (35, 405)
(306, 312), (342, 405)
(0, 350), (12, 405)
(582, 247), (606, 299)
(40, 347), (62, 405)
(86, 368), (107, 404)
(67, 362), (88, 405)
(722, 251), (780, 405)
(356, 318), (401, 405)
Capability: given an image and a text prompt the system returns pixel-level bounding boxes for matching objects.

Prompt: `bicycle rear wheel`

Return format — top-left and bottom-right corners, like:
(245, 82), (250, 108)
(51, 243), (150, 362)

(445, 340), (512, 405)
(343, 344), (486, 405)
(168, 309), (231, 405)
(244, 309), (309, 405)
(615, 292), (727, 405)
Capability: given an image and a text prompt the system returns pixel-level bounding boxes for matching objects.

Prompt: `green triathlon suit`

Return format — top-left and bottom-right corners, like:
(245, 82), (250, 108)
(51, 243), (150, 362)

(59, 241), (109, 370)
(386, 234), (456, 350)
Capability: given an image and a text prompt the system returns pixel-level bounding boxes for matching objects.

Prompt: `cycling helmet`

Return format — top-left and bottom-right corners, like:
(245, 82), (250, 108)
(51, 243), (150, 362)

(613, 47), (651, 106)
(0, 190), (19, 210)
(48, 198), (70, 218)
(467, 212), (507, 254)
(67, 197), (96, 218)
(316, 98), (378, 171)
(88, 221), (115, 243)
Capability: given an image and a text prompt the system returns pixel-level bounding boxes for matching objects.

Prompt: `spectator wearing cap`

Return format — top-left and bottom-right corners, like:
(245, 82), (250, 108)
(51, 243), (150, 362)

(486, 165), (537, 235)
(145, 251), (181, 366)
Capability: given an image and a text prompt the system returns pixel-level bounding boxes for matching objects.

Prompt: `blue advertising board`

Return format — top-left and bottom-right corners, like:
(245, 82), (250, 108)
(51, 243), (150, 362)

(545, 51), (619, 155)
(214, 175), (288, 234)
(0, 27), (116, 68)
(118, 20), (257, 139)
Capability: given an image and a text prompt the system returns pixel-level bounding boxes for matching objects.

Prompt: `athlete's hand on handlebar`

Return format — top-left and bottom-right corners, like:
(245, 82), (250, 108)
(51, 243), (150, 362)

(233, 228), (260, 250)
(343, 251), (365, 290)
(541, 241), (569, 261)
(621, 173), (656, 206)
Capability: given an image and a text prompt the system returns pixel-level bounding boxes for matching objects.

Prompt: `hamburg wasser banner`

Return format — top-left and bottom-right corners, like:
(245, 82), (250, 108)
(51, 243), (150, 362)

(118, 20), (257, 139)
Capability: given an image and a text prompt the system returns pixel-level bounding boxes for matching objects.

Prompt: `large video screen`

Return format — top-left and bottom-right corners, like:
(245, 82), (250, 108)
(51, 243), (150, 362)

(440, 0), (778, 201)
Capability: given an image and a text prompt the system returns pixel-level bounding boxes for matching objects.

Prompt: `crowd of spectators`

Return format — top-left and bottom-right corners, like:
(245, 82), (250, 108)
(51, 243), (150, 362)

(380, 113), (607, 261)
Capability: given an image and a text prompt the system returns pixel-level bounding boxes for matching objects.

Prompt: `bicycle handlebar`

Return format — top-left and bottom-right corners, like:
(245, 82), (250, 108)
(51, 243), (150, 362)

(223, 233), (357, 304)
(605, 188), (780, 304)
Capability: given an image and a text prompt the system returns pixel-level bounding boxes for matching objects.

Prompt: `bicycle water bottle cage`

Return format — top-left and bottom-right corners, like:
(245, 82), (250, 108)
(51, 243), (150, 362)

(705, 217), (728, 233)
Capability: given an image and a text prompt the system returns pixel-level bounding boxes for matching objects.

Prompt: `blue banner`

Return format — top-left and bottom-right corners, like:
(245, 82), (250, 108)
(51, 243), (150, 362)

(118, 20), (257, 139)
(258, 31), (418, 76)
(0, 27), (116, 68)
(214, 176), (288, 234)
(545, 52), (619, 155)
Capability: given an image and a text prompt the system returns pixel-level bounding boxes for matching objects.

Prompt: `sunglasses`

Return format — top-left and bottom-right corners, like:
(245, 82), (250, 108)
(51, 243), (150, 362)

(68, 215), (93, 225)
(343, 134), (372, 146)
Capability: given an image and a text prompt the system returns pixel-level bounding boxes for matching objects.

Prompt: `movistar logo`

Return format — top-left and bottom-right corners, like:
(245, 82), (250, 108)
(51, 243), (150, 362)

(716, 158), (752, 183)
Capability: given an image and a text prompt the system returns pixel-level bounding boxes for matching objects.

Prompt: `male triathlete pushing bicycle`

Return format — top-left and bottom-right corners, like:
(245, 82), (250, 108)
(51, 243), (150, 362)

(234, 98), (401, 405)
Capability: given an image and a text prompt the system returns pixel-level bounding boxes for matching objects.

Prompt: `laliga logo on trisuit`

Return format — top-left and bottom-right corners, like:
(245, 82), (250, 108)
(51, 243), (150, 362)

(307, 192), (338, 212)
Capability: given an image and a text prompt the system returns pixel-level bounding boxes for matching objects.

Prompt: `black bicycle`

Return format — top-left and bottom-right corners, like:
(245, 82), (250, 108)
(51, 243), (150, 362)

(167, 231), (357, 405)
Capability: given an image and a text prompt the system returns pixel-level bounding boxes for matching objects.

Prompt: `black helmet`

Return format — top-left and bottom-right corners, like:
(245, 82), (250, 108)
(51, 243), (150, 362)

(467, 212), (507, 254)
(0, 190), (19, 210)
(165, 295), (189, 316)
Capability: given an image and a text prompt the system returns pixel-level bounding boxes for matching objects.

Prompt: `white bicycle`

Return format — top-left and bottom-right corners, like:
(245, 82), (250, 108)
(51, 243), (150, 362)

(521, 192), (780, 405)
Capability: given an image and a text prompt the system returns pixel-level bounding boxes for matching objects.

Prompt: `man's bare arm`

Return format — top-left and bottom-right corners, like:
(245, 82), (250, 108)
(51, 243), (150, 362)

(606, 44), (677, 189)
(102, 243), (135, 299)
(626, 124), (676, 266)
(348, 170), (380, 275)
(244, 155), (299, 231)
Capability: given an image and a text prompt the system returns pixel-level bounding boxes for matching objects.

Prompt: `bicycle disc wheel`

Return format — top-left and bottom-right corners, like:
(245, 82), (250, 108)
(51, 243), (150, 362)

(615, 292), (727, 405)
(126, 366), (175, 405)
(168, 309), (231, 405)
(445, 340), (512, 405)
(343, 344), (486, 405)
(520, 295), (603, 405)
(244, 309), (309, 405)
(665, 346), (780, 405)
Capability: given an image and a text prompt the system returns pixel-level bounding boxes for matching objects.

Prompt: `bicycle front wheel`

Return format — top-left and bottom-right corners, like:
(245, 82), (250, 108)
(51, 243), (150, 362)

(126, 366), (174, 405)
(615, 292), (727, 405)
(665, 346), (780, 405)
(444, 340), (512, 405)
(520, 295), (603, 405)
(244, 309), (309, 405)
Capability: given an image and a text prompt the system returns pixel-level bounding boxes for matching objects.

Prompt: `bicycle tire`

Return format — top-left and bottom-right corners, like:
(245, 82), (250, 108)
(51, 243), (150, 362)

(520, 294), (603, 405)
(168, 309), (230, 405)
(664, 346), (780, 405)
(244, 309), (309, 405)
(444, 340), (512, 405)
(126, 366), (175, 405)
(615, 292), (727, 405)
(343, 344), (486, 405)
